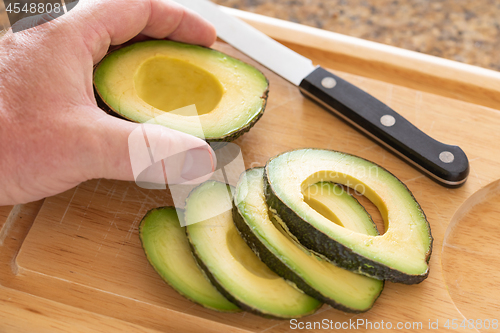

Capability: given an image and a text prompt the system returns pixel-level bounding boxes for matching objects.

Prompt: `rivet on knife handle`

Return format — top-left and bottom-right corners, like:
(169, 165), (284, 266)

(299, 67), (470, 187)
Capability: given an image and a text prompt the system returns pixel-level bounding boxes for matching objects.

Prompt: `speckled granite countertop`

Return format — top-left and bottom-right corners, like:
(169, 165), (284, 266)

(1, 0), (498, 71)
(212, 0), (500, 72)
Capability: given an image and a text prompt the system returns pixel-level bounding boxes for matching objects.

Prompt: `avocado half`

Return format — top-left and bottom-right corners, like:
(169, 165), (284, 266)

(264, 149), (433, 284)
(233, 168), (384, 313)
(184, 181), (322, 319)
(94, 40), (269, 141)
(139, 207), (239, 312)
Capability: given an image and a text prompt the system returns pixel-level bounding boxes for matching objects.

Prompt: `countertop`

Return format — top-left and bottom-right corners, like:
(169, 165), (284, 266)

(1, 0), (499, 71)
(212, 0), (500, 72)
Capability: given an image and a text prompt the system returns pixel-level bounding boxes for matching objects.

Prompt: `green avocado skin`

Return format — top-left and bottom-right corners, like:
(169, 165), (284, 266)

(262, 168), (430, 285)
(231, 202), (383, 313)
(185, 230), (320, 320)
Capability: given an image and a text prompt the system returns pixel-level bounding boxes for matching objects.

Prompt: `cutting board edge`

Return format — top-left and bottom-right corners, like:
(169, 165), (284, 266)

(1, 10), (500, 333)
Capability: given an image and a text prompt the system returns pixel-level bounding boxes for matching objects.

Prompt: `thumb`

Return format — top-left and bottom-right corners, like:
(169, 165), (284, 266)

(90, 114), (217, 186)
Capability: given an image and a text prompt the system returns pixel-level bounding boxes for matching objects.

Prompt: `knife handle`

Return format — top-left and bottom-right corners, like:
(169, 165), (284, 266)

(299, 66), (469, 187)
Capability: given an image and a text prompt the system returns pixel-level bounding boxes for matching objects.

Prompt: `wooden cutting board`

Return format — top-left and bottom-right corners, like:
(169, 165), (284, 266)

(2, 9), (500, 333)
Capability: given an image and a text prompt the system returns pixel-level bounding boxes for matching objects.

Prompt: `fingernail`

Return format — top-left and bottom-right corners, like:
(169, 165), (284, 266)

(181, 146), (215, 181)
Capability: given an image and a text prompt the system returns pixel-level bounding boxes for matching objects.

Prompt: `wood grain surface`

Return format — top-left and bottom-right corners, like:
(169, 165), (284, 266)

(1, 12), (500, 333)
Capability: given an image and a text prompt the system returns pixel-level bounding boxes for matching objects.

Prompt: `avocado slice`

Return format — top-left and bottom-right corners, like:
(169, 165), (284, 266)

(139, 207), (239, 312)
(94, 40), (269, 141)
(233, 168), (383, 313)
(264, 149), (432, 284)
(185, 181), (322, 319)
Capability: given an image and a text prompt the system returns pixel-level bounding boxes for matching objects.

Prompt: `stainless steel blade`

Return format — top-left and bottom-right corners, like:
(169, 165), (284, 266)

(175, 0), (316, 86)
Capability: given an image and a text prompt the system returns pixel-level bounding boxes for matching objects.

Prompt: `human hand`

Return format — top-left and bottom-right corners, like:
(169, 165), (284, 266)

(0, 0), (217, 205)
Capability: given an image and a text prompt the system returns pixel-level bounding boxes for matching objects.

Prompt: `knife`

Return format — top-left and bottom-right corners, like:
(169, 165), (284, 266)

(175, 0), (469, 187)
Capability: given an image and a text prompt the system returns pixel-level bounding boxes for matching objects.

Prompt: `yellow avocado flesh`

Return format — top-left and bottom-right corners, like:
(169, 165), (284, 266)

(226, 227), (279, 280)
(266, 149), (432, 276)
(134, 57), (223, 115)
(93, 40), (268, 140)
(185, 181), (320, 318)
(235, 168), (383, 312)
(139, 208), (239, 312)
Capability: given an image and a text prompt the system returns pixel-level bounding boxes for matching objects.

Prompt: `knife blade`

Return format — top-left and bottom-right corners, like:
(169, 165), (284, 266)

(175, 0), (469, 187)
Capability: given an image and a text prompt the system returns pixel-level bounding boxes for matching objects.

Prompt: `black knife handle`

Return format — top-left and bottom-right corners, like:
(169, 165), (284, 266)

(299, 66), (469, 187)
